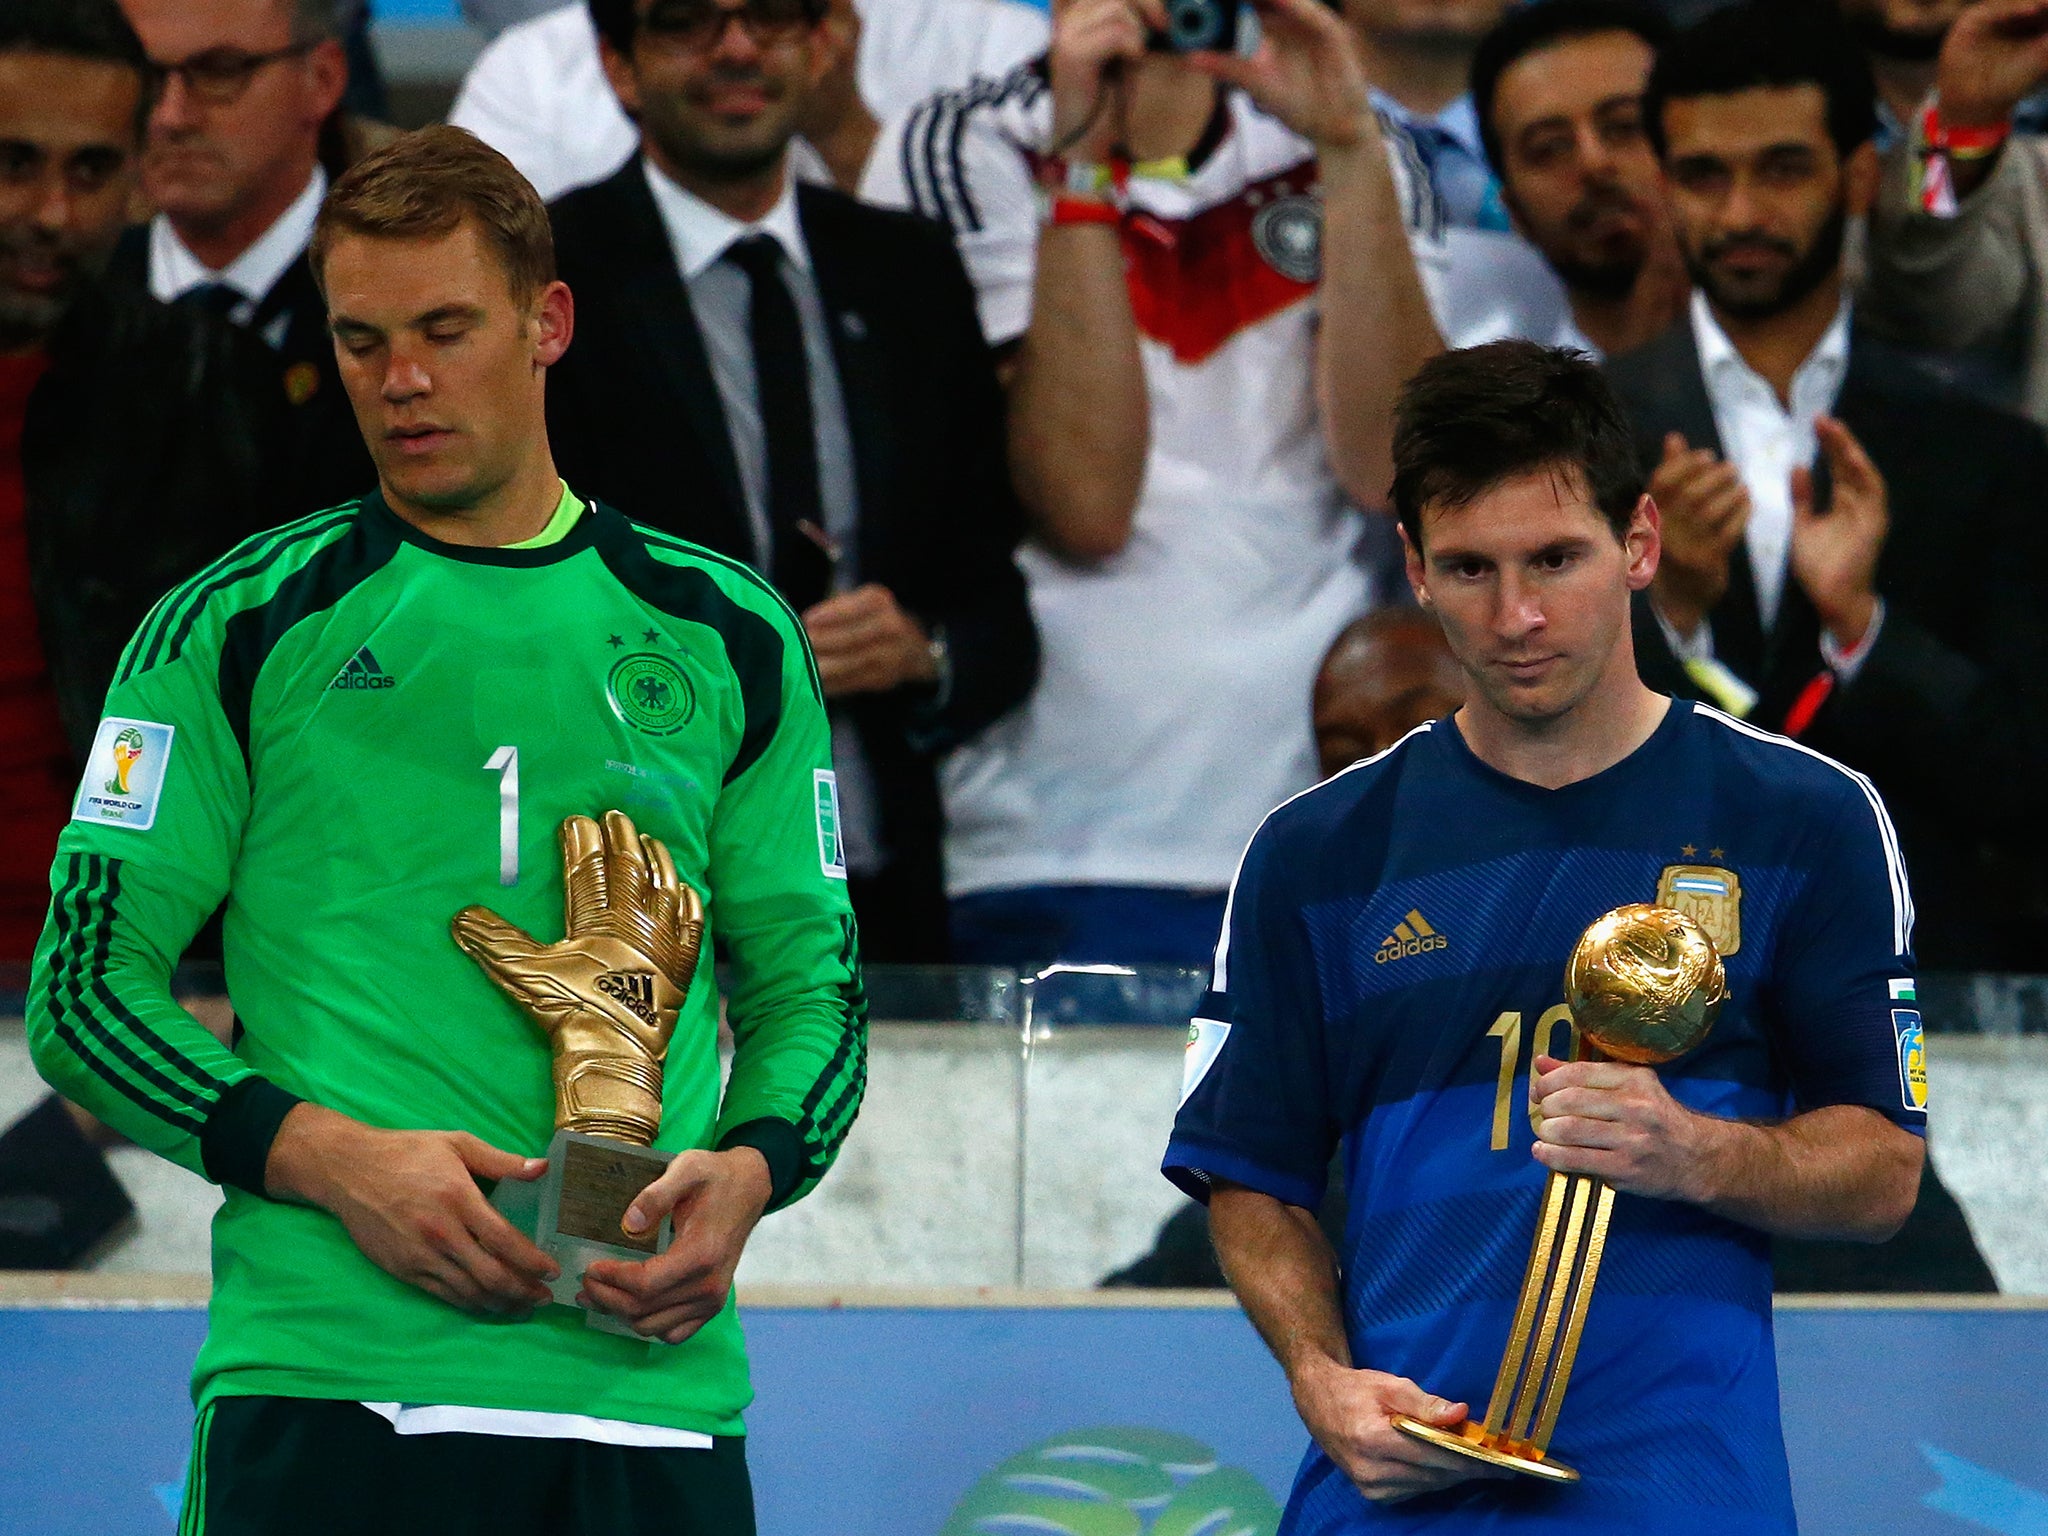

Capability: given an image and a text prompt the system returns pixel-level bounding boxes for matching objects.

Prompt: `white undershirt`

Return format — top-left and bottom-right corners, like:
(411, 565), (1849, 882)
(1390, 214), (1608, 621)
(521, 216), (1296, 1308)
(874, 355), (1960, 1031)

(359, 1401), (713, 1449)
(1692, 289), (1849, 632)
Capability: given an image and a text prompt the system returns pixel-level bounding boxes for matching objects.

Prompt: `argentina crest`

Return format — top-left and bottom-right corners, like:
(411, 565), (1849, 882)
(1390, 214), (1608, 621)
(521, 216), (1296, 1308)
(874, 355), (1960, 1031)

(1656, 864), (1742, 956)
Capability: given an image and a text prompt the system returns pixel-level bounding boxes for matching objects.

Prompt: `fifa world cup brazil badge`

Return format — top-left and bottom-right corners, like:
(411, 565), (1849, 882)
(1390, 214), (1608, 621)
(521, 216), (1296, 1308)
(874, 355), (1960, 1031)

(607, 652), (695, 736)
(452, 810), (706, 1335)
(1656, 865), (1741, 956)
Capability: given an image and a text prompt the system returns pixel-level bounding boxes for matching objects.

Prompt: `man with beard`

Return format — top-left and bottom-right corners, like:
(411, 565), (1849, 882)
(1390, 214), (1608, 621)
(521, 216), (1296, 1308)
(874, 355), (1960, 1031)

(1608, 0), (2037, 1289)
(544, 0), (1039, 961)
(0, 0), (281, 1268)
(1469, 0), (1686, 358)
(0, 0), (278, 960)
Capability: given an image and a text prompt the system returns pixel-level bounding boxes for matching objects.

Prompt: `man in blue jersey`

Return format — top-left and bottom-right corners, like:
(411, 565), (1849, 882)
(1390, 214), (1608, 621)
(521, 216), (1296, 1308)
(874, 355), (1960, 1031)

(1164, 340), (1926, 1534)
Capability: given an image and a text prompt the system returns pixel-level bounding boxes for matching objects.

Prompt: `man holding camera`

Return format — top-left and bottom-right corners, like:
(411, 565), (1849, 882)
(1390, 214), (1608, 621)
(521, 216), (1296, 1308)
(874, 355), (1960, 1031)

(868, 0), (1442, 967)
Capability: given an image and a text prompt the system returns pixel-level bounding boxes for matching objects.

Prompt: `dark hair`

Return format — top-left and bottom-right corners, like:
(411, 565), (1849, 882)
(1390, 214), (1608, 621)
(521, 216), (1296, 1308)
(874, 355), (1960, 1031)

(1391, 342), (1642, 552)
(0, 0), (147, 71)
(312, 126), (556, 305)
(1472, 0), (1673, 178)
(586, 0), (827, 56)
(0, 0), (151, 138)
(1644, 0), (1877, 160)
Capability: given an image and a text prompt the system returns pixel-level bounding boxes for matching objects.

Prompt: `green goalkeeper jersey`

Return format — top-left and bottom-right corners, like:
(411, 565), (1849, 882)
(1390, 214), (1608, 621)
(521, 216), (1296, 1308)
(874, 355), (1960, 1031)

(26, 489), (867, 1435)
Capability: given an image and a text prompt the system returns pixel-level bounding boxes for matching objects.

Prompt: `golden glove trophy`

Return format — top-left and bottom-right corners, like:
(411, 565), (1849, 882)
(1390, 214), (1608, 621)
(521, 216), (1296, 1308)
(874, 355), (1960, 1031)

(1391, 903), (1726, 1483)
(452, 810), (705, 1333)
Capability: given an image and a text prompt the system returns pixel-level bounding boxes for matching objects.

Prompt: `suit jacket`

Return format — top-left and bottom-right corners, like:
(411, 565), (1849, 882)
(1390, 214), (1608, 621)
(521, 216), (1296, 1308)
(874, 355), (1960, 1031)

(1607, 323), (2048, 971)
(27, 282), (283, 761)
(547, 158), (1039, 959)
(105, 230), (374, 522)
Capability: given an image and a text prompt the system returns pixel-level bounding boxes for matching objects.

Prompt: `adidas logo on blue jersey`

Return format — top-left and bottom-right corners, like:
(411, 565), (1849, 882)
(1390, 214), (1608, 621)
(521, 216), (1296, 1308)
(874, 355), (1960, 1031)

(1375, 909), (1447, 964)
(328, 646), (396, 692)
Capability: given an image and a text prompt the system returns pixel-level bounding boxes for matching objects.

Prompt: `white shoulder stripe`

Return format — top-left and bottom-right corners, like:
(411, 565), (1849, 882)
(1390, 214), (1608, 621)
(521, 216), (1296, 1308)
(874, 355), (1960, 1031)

(1211, 722), (1437, 994)
(1693, 704), (1915, 954)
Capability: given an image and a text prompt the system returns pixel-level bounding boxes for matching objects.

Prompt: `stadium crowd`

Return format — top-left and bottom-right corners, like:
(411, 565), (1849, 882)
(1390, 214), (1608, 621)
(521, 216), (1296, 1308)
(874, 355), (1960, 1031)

(0, 0), (2041, 1285)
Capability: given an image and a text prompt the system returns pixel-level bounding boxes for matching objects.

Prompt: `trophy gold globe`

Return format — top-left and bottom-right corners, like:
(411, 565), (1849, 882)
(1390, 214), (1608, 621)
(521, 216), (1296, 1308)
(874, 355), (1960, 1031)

(1391, 904), (1726, 1483)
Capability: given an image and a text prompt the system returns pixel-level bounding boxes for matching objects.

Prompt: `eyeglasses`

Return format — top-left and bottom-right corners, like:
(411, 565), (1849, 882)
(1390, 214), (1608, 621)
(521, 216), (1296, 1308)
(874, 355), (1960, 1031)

(148, 42), (316, 107)
(636, 0), (822, 51)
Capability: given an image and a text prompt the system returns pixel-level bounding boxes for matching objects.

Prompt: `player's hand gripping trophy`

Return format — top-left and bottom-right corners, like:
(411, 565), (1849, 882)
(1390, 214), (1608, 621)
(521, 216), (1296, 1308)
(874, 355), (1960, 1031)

(1392, 903), (1726, 1482)
(451, 810), (706, 1333)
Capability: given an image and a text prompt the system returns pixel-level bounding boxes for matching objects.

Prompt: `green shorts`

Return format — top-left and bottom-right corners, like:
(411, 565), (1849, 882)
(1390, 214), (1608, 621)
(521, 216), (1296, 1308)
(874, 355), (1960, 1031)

(178, 1396), (755, 1536)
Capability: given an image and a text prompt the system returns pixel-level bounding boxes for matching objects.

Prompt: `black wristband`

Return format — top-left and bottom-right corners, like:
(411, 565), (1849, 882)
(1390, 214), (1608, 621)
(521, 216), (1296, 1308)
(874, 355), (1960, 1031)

(716, 1117), (806, 1209)
(200, 1077), (306, 1196)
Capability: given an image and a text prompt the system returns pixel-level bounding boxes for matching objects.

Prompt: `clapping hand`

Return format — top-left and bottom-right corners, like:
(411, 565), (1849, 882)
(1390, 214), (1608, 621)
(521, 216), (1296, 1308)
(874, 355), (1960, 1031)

(1646, 432), (1750, 638)
(1790, 416), (1888, 652)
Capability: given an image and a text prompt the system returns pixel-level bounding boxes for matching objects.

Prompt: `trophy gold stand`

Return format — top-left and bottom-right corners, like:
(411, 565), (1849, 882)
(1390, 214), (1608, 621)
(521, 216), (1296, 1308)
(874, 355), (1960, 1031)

(452, 810), (705, 1336)
(1391, 904), (1726, 1482)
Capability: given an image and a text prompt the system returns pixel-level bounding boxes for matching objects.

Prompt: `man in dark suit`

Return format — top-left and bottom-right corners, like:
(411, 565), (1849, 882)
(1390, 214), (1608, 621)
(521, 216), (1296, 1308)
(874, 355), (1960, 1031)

(1610, 1), (2048, 978)
(106, 0), (372, 518)
(1609, 1), (2022, 1295)
(547, 0), (1038, 960)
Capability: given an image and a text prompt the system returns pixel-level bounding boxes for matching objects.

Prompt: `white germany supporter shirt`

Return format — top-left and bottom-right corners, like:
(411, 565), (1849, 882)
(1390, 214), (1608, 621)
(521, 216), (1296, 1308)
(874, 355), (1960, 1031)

(867, 69), (1430, 894)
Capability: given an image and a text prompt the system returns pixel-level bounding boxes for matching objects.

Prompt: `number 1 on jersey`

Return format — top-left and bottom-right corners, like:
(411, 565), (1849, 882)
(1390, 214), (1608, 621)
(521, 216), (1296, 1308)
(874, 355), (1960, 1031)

(486, 746), (518, 886)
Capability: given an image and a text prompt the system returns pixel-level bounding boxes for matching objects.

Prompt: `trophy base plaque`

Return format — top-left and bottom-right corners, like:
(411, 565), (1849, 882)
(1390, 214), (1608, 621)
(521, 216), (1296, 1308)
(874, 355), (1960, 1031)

(491, 1129), (674, 1339)
(1390, 1414), (1580, 1484)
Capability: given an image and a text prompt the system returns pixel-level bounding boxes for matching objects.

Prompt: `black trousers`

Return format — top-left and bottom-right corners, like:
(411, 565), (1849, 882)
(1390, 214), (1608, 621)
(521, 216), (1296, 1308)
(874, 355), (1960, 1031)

(179, 1397), (755, 1536)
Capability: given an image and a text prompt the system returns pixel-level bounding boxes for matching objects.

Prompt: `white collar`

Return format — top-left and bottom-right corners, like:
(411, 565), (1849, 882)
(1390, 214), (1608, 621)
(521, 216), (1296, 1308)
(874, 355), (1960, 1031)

(1689, 287), (1851, 405)
(642, 156), (809, 282)
(148, 165), (328, 306)
(1369, 90), (1484, 156)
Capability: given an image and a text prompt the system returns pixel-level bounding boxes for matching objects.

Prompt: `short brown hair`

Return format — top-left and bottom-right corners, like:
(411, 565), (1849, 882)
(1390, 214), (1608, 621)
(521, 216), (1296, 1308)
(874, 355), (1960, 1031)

(311, 125), (556, 307)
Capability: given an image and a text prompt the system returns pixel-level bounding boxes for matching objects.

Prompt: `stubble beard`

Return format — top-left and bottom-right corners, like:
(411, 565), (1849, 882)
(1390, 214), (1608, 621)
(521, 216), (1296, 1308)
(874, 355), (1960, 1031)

(1688, 205), (1847, 323)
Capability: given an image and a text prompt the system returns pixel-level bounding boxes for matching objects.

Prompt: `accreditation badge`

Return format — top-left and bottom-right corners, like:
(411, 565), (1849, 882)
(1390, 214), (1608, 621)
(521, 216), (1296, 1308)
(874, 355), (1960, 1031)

(1657, 865), (1741, 956)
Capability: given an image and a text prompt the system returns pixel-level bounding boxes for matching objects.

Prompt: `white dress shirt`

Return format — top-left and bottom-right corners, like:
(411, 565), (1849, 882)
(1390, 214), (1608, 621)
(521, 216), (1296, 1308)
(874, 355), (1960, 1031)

(1666, 292), (1882, 690)
(147, 167), (327, 348)
(1692, 289), (1850, 631)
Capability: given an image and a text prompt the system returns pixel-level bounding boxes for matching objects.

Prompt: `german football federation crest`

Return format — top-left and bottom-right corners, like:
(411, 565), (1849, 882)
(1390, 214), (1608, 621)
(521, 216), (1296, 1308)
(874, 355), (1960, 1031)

(1252, 194), (1323, 283)
(607, 652), (695, 736)
(1656, 865), (1741, 956)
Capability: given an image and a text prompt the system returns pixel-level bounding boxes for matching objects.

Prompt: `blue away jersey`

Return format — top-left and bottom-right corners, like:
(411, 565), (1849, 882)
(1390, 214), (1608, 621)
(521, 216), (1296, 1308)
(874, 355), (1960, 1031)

(1164, 700), (1926, 1535)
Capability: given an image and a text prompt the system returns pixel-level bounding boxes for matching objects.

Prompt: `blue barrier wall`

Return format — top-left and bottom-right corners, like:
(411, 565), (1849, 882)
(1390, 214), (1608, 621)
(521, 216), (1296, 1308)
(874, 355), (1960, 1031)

(2, 1302), (2044, 1535)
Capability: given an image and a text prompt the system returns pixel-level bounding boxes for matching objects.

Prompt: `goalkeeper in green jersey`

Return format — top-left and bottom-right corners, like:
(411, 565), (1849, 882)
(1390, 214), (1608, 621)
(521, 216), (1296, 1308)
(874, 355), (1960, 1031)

(26, 125), (866, 1535)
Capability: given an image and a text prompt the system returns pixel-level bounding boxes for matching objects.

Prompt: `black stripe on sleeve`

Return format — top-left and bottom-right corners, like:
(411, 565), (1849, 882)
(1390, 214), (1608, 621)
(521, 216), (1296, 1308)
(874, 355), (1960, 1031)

(44, 856), (208, 1137)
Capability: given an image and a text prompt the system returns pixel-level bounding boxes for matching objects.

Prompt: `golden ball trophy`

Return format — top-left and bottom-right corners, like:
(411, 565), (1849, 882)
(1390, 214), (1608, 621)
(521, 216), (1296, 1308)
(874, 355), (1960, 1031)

(451, 810), (705, 1336)
(1391, 903), (1726, 1482)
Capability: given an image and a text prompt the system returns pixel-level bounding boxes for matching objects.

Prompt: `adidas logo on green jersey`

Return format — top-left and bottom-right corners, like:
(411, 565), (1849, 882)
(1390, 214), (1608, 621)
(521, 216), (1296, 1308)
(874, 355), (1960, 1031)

(328, 646), (396, 692)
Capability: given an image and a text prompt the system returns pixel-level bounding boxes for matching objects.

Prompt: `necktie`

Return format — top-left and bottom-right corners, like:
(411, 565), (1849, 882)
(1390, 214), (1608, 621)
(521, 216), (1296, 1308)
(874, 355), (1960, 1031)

(181, 282), (247, 324)
(727, 234), (832, 611)
(1407, 124), (1510, 233)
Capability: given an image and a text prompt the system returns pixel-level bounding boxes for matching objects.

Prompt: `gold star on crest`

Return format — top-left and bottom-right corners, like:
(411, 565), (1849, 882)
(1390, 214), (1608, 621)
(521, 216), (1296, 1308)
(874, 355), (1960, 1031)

(1681, 844), (1697, 858)
(1709, 848), (1725, 861)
